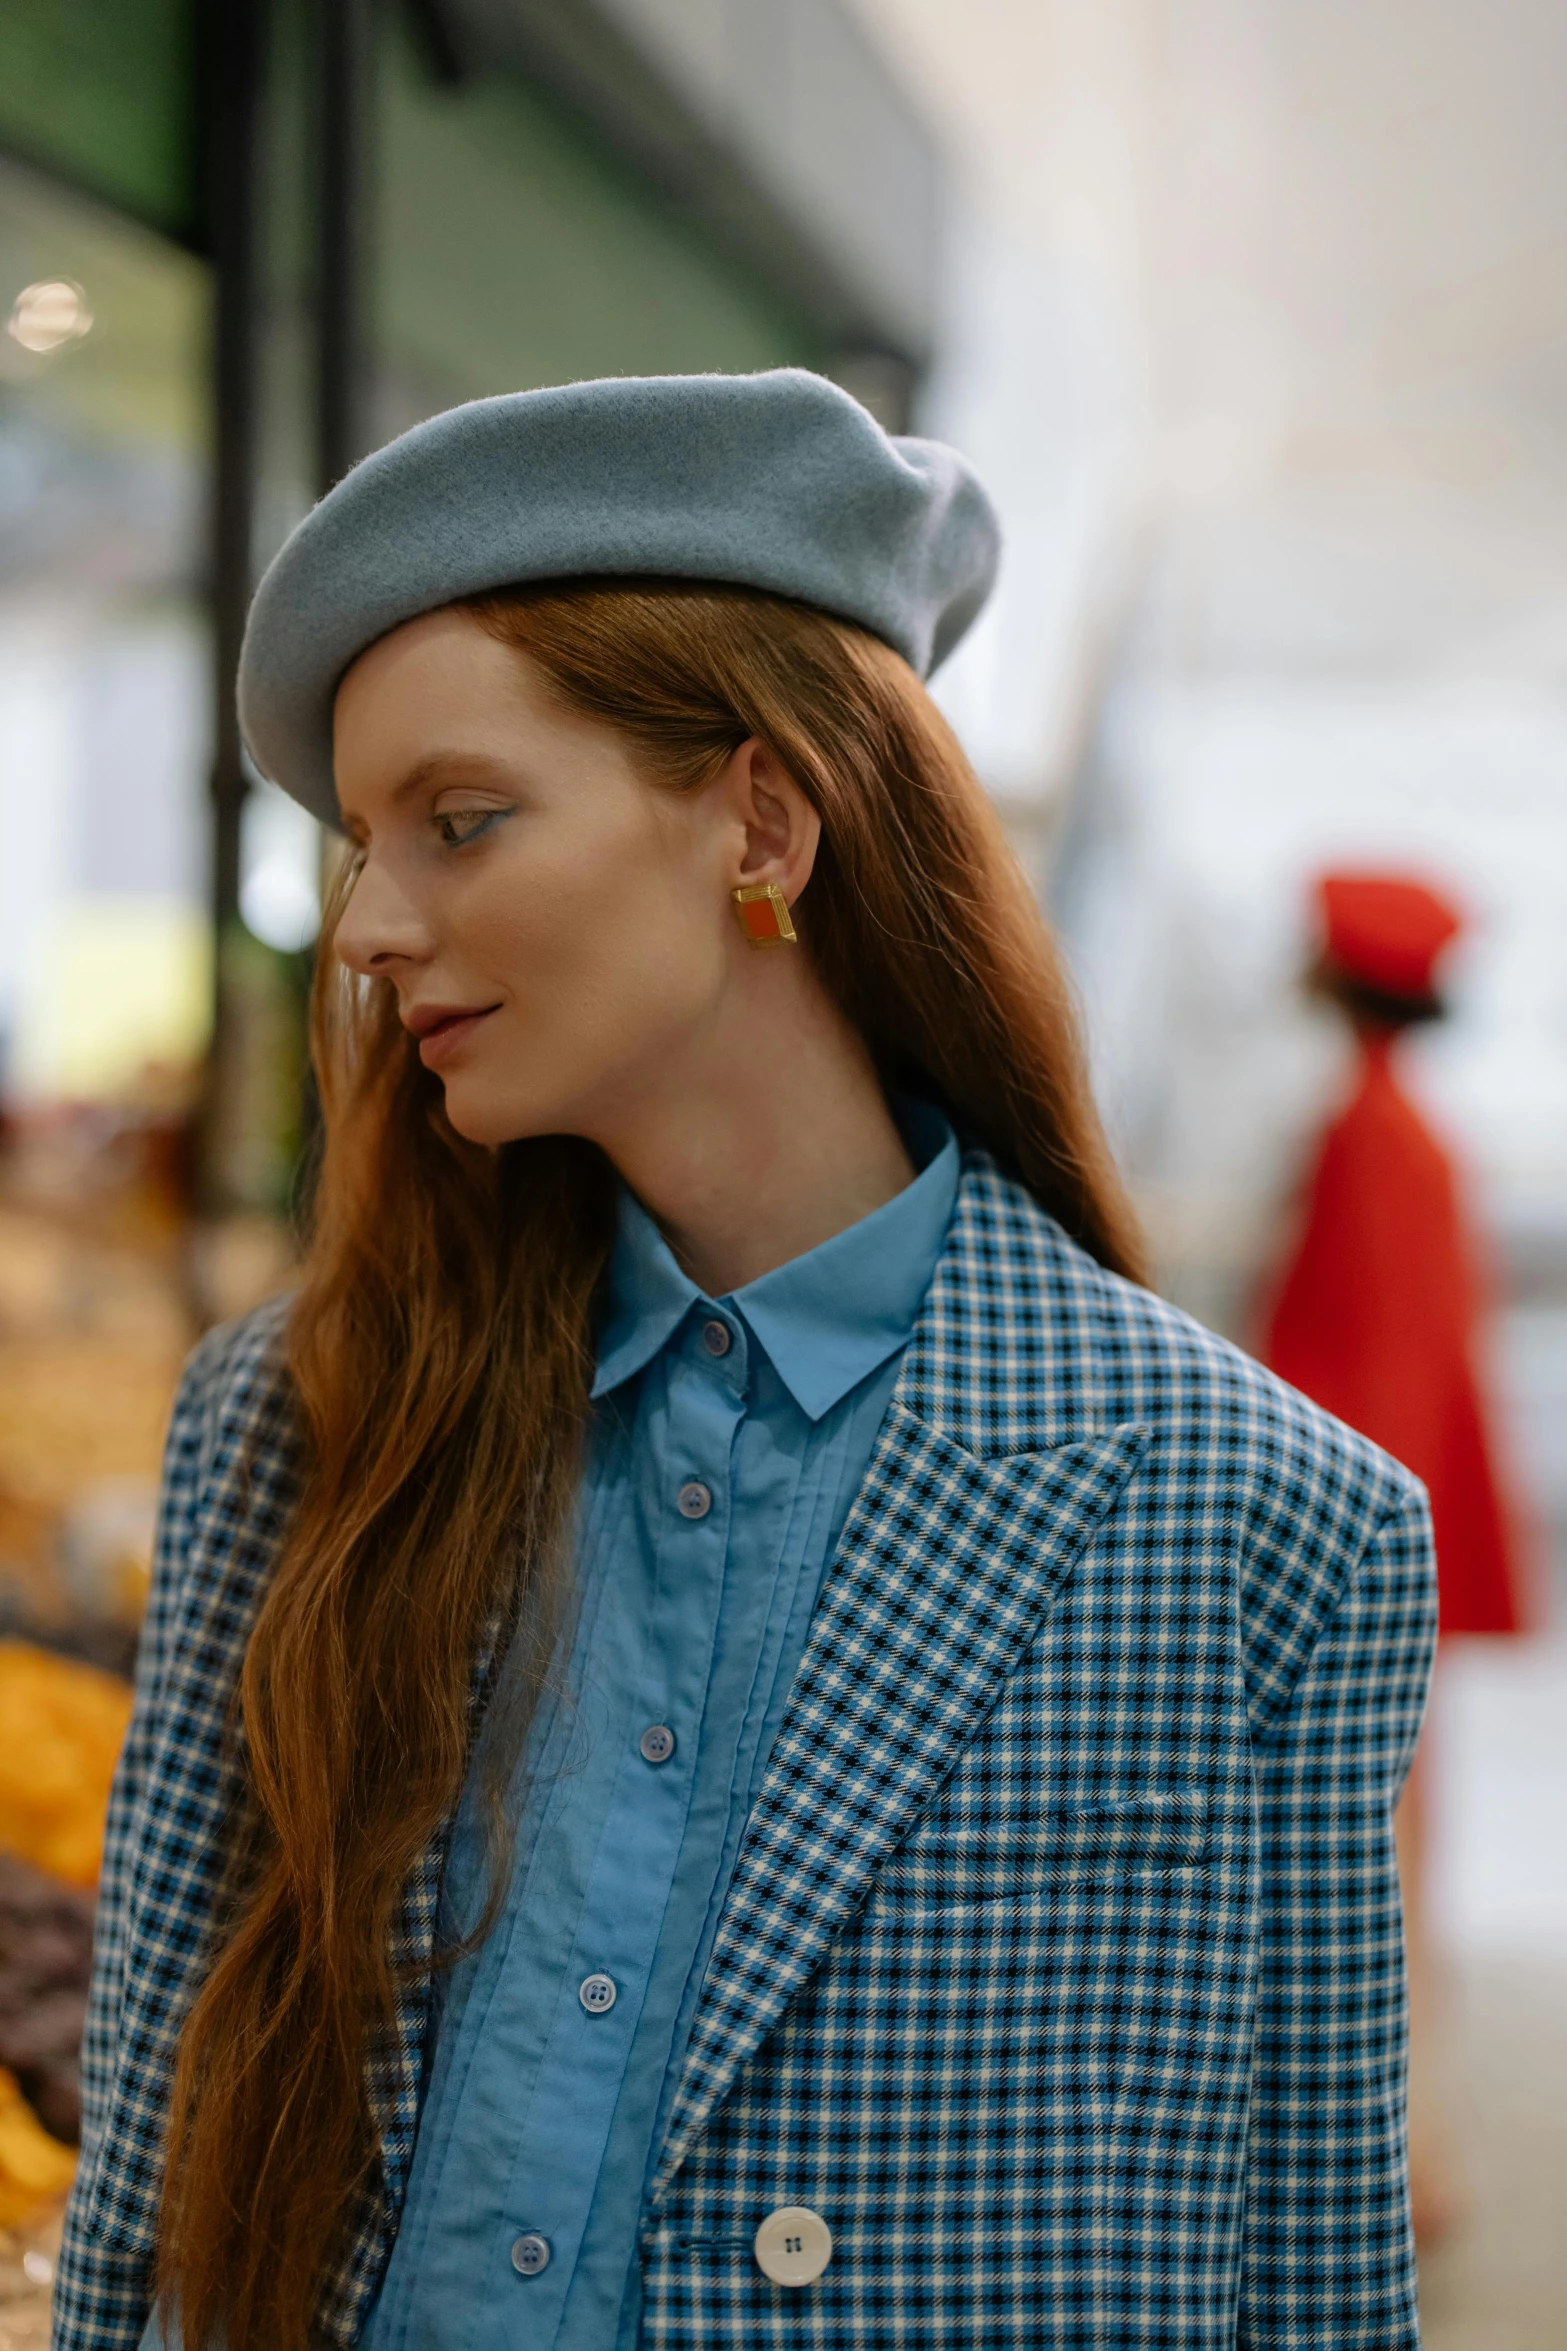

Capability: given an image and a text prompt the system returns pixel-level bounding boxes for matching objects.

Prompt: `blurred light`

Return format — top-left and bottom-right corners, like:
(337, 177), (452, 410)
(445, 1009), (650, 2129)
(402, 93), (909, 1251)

(240, 779), (321, 952)
(7, 279), (94, 354)
(241, 861), (320, 953)
(18, 902), (212, 1098)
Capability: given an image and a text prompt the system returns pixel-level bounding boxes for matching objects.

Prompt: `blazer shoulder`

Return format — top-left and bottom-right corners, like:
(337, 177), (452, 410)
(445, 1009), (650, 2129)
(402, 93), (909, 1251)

(934, 1161), (1431, 1727)
(154, 1291), (300, 1605)
(1073, 1241), (1421, 1515)
(1034, 1218), (1433, 1731)
(947, 1156), (1417, 1503)
(174, 1289), (296, 1463)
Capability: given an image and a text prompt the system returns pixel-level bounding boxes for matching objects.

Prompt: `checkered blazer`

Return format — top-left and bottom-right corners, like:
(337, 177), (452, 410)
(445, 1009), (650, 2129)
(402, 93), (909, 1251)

(53, 1153), (1435, 2350)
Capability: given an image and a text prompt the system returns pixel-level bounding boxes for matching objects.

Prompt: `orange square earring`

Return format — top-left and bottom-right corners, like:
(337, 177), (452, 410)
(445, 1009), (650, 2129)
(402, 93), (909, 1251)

(731, 883), (798, 946)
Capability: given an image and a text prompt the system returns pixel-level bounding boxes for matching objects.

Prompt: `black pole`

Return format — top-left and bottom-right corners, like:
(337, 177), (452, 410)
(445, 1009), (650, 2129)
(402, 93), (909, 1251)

(209, 0), (269, 937)
(287, 0), (375, 1217)
(316, 0), (375, 494)
(198, 0), (269, 1215)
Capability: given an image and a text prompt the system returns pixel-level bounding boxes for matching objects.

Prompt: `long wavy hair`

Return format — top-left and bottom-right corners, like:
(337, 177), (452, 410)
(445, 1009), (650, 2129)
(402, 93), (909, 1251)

(155, 579), (1143, 2350)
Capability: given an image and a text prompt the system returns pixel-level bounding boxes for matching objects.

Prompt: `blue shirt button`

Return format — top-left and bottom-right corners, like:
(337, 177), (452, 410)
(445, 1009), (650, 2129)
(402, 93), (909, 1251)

(701, 1319), (732, 1357)
(639, 1724), (676, 1764)
(579, 1971), (618, 2014)
(511, 2233), (550, 2277)
(676, 1481), (712, 1519)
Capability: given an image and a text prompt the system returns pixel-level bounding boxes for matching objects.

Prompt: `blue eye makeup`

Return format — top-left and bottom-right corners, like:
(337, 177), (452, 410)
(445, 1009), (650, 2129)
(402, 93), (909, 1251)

(434, 806), (510, 848)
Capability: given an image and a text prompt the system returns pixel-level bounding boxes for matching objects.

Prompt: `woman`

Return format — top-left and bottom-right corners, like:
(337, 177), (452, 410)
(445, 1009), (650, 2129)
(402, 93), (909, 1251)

(1264, 868), (1527, 2243)
(1265, 871), (1523, 1646)
(54, 372), (1434, 2351)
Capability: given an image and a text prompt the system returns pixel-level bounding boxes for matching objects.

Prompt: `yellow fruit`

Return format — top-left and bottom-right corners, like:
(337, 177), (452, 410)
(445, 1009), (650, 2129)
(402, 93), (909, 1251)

(0, 2067), (76, 2227)
(0, 1641), (133, 1887)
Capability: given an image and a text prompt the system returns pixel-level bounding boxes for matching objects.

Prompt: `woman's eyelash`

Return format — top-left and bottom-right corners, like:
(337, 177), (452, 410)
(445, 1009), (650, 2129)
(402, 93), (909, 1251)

(435, 807), (508, 847)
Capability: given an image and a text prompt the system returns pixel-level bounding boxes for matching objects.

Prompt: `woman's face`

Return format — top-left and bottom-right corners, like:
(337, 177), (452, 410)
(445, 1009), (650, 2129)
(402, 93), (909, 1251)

(332, 607), (795, 1149)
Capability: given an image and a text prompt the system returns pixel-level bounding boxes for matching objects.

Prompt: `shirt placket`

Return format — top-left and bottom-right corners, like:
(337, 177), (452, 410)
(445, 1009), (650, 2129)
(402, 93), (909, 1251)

(484, 1318), (746, 2344)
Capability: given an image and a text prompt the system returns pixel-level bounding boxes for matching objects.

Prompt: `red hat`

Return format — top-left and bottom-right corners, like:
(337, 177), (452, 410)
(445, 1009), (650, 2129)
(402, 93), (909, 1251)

(1316, 871), (1463, 999)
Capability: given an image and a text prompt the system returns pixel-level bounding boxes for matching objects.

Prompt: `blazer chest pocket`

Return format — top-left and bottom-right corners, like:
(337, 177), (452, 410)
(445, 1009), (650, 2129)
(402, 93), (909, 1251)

(873, 1790), (1209, 1904)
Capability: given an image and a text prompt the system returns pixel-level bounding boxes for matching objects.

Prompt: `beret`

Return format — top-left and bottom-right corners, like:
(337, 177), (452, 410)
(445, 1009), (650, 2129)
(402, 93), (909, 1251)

(238, 368), (1001, 827)
(1317, 871), (1463, 1000)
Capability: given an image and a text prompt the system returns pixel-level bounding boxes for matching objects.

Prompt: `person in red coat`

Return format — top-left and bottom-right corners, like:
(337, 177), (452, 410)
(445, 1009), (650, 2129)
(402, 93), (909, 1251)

(1264, 870), (1528, 2240)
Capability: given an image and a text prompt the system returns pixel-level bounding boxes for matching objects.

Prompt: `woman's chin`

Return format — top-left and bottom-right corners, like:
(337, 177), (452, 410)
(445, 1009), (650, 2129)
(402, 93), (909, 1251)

(440, 1082), (570, 1151)
(437, 1081), (514, 1147)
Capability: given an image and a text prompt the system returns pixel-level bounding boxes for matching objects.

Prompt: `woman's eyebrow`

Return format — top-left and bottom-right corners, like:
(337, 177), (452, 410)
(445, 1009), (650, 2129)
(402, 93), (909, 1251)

(390, 751), (515, 806)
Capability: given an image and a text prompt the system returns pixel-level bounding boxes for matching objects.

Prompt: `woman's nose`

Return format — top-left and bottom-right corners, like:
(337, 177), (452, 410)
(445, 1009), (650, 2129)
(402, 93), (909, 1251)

(333, 856), (434, 976)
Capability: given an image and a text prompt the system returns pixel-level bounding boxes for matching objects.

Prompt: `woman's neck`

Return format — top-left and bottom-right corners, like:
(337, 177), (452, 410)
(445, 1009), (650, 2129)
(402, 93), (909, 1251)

(1353, 1020), (1401, 1068)
(590, 967), (917, 1296)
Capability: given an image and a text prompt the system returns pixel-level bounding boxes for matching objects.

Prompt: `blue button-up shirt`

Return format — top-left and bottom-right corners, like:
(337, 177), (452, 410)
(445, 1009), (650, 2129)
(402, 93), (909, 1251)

(361, 1110), (958, 2351)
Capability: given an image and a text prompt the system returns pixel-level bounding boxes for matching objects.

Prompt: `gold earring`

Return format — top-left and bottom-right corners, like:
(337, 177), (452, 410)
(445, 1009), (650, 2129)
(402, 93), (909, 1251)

(731, 883), (798, 946)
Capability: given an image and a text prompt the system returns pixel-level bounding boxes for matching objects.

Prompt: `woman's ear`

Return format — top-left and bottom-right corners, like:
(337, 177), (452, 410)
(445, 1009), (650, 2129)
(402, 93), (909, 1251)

(722, 736), (822, 909)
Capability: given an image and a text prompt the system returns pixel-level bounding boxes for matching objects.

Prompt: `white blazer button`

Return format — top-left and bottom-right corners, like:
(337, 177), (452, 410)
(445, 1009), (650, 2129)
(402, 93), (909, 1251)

(676, 1481), (712, 1519)
(511, 2232), (550, 2276)
(753, 2205), (833, 2286)
(579, 1971), (617, 2014)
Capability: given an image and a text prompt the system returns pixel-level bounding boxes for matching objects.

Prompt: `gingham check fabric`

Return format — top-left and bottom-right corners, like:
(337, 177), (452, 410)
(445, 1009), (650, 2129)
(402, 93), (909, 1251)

(52, 1155), (1435, 2349)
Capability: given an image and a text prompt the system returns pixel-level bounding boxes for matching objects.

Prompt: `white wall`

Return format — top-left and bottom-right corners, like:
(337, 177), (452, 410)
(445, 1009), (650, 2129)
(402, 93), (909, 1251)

(861, 0), (1567, 1287)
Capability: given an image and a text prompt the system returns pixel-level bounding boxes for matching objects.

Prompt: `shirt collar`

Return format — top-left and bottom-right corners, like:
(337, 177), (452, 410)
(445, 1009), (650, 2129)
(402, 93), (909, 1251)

(591, 1103), (960, 1421)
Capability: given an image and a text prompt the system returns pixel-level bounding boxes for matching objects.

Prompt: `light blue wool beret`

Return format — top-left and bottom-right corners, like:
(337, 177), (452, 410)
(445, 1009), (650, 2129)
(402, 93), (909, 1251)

(238, 368), (1001, 827)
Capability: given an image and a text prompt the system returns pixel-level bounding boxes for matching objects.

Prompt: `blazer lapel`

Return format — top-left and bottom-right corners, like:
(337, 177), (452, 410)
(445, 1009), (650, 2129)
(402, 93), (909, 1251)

(650, 1396), (1147, 2200)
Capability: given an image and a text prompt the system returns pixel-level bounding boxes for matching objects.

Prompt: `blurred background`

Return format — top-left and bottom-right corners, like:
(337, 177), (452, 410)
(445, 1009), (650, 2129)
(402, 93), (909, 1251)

(0, 2), (1562, 2343)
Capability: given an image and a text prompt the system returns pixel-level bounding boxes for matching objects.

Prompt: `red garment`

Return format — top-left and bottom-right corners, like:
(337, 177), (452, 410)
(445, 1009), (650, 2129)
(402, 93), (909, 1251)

(1265, 1034), (1523, 1634)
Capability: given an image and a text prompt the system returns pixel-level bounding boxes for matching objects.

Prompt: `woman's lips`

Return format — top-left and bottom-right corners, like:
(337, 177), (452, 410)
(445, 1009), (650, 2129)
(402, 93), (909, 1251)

(414, 1007), (498, 1068)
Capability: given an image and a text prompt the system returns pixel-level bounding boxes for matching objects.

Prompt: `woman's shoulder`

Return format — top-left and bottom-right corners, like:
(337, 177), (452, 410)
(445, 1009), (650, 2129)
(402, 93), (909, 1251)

(951, 1157), (1425, 1530)
(1069, 1226), (1422, 1520)
(175, 1285), (295, 1442)
(130, 1293), (302, 1714)
(158, 1292), (300, 1554)
(972, 1184), (1437, 1724)
(180, 1287), (295, 1417)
